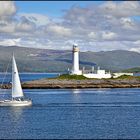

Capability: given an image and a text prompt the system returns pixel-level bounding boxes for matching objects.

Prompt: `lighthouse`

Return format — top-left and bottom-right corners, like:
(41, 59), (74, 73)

(71, 44), (82, 75)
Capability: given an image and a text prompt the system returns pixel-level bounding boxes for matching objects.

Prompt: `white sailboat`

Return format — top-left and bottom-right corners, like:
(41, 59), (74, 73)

(0, 54), (32, 106)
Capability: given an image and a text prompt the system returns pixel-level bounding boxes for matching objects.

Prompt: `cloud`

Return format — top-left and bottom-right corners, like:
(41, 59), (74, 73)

(101, 31), (117, 40)
(16, 17), (36, 32)
(0, 21), (15, 33)
(129, 48), (140, 53)
(0, 1), (16, 19)
(99, 1), (140, 17)
(0, 38), (21, 46)
(88, 32), (98, 40)
(120, 17), (135, 30)
(45, 24), (72, 37)
(63, 1), (140, 42)
(1, 1), (140, 52)
(134, 40), (140, 45)
(18, 13), (51, 26)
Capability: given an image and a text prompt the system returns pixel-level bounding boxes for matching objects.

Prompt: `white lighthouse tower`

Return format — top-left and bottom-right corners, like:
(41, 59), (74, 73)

(71, 44), (82, 75)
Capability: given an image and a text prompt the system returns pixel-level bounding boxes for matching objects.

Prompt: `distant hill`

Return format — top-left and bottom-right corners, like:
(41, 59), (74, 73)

(0, 46), (140, 72)
(122, 67), (140, 73)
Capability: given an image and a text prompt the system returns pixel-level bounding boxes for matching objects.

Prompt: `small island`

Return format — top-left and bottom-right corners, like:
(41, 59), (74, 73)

(1, 74), (140, 90)
(18, 74), (140, 89)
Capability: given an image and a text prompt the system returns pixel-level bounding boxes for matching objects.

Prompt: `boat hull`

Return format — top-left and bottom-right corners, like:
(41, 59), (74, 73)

(0, 100), (32, 106)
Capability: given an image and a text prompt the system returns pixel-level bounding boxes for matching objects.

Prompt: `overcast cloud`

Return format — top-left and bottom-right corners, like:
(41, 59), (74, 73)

(0, 1), (140, 52)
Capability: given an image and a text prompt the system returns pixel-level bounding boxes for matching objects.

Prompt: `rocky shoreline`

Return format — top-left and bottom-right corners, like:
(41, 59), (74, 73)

(1, 78), (140, 89)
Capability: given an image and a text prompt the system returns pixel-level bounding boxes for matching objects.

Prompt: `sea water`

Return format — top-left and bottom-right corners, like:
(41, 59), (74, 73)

(0, 88), (140, 139)
(0, 73), (59, 83)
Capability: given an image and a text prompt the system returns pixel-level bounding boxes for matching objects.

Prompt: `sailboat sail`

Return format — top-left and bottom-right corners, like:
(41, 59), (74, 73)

(12, 55), (23, 98)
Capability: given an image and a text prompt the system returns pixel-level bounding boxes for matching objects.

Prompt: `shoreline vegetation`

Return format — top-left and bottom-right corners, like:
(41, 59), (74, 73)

(1, 74), (140, 89)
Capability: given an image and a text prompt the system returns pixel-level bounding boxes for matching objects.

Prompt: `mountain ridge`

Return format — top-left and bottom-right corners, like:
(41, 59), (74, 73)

(0, 45), (140, 72)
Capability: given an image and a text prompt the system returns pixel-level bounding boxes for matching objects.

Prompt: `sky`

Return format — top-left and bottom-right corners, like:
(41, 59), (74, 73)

(0, 1), (140, 52)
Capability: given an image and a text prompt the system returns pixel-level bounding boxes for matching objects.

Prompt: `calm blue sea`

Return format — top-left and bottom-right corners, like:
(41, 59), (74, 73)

(0, 88), (140, 139)
(0, 73), (60, 83)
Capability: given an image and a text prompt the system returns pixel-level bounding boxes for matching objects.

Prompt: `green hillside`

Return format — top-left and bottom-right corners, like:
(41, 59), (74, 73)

(0, 46), (140, 72)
